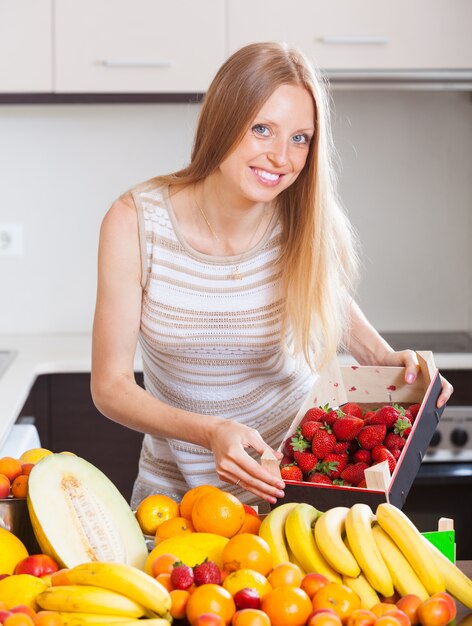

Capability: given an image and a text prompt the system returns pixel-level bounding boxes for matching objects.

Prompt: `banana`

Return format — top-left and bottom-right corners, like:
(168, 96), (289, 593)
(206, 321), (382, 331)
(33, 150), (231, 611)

(284, 503), (342, 583)
(58, 614), (140, 626)
(36, 585), (147, 617)
(421, 535), (472, 608)
(345, 503), (394, 598)
(342, 572), (380, 610)
(376, 503), (445, 595)
(258, 502), (299, 566)
(287, 545), (307, 574)
(66, 562), (171, 617)
(314, 506), (361, 577)
(372, 524), (429, 601)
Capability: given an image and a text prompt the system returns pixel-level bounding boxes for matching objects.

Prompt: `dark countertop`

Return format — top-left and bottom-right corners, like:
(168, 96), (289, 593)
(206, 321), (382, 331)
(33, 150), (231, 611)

(456, 561), (472, 623)
(416, 463), (472, 485)
(381, 332), (472, 353)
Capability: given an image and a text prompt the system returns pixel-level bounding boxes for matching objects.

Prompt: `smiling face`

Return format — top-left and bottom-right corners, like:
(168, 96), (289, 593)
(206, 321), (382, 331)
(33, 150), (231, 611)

(215, 83), (315, 209)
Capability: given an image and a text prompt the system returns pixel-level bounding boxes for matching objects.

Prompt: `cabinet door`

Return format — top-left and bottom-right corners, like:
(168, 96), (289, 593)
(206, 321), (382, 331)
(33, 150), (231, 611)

(0, 0), (53, 92)
(228, 0), (472, 71)
(55, 0), (226, 93)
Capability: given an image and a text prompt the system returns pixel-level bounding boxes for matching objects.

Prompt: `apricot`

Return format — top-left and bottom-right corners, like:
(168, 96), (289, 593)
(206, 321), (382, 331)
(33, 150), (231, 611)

(396, 594), (422, 625)
(0, 473), (11, 499)
(417, 596), (452, 626)
(0, 458), (22, 483)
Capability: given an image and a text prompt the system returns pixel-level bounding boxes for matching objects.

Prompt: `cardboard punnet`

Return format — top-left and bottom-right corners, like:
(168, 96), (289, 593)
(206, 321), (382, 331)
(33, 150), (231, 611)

(271, 351), (445, 510)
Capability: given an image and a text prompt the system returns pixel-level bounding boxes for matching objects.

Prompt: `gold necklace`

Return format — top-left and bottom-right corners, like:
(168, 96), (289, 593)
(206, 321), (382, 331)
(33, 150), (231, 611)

(195, 191), (269, 280)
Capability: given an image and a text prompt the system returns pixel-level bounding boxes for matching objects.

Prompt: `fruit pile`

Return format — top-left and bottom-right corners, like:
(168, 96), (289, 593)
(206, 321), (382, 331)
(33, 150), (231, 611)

(280, 402), (420, 486)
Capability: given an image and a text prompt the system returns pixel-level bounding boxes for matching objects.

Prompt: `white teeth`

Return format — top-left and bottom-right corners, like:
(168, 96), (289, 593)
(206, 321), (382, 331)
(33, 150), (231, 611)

(253, 168), (280, 181)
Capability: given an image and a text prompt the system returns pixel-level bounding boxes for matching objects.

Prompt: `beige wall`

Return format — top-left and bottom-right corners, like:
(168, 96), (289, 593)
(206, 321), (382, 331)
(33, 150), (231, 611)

(0, 90), (471, 334)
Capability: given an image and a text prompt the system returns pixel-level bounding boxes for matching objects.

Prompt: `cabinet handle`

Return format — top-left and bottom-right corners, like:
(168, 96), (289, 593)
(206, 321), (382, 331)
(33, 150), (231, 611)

(98, 59), (175, 68)
(317, 36), (389, 45)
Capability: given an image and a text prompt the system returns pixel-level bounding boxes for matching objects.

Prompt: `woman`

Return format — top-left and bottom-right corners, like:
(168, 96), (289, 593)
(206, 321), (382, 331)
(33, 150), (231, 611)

(91, 42), (452, 508)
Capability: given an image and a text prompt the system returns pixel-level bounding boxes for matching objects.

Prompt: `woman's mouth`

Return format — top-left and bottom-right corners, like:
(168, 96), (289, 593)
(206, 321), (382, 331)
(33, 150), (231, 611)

(251, 167), (283, 186)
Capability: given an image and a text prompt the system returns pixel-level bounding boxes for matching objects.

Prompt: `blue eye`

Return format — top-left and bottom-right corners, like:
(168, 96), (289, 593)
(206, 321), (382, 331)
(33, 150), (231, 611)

(292, 134), (310, 144)
(252, 124), (271, 137)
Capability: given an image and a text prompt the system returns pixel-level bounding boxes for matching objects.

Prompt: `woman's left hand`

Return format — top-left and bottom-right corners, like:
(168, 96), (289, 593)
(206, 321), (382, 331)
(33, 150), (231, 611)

(381, 349), (453, 408)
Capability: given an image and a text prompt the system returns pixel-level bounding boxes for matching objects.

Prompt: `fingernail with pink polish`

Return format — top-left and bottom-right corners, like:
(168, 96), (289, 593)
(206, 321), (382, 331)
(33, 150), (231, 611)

(406, 373), (416, 383)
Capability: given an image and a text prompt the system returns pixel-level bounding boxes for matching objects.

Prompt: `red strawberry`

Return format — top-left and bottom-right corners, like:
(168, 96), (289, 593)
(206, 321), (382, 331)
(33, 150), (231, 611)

(306, 472), (333, 485)
(384, 432), (406, 451)
(391, 447), (402, 460)
(193, 560), (222, 586)
(371, 445), (388, 462)
(301, 405), (329, 424)
(171, 563), (194, 590)
(290, 432), (310, 453)
(332, 416), (364, 441)
(362, 410), (376, 422)
(281, 437), (296, 459)
(293, 451), (318, 474)
(280, 455), (293, 465)
(322, 453), (348, 479)
(341, 403), (363, 419)
(352, 449), (371, 464)
(409, 403), (421, 420)
(340, 462), (369, 485)
(357, 479), (367, 488)
(311, 425), (336, 458)
(280, 464), (303, 481)
(332, 441), (350, 454)
(370, 406), (400, 428)
(373, 448), (396, 474)
(393, 416), (412, 438)
(301, 421), (323, 441)
(357, 424), (387, 450)
(323, 409), (338, 426)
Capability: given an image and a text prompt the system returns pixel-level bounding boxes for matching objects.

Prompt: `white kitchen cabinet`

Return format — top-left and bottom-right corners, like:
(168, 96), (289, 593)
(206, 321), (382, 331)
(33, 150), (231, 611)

(228, 0), (472, 72)
(0, 0), (53, 92)
(54, 0), (226, 93)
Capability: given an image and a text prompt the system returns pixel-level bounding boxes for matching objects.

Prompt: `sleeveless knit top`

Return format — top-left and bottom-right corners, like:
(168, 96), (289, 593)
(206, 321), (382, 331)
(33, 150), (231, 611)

(129, 179), (314, 508)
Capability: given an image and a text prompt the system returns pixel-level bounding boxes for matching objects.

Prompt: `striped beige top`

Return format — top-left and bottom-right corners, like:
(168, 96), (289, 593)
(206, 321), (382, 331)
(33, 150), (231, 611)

(129, 180), (314, 508)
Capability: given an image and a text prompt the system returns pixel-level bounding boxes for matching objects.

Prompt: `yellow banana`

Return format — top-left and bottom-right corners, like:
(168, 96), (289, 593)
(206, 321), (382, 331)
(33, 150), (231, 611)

(36, 585), (147, 617)
(345, 503), (394, 597)
(284, 503), (342, 583)
(314, 506), (361, 577)
(66, 561), (171, 617)
(421, 535), (472, 608)
(258, 502), (299, 566)
(376, 503), (445, 595)
(372, 524), (429, 601)
(287, 545), (306, 573)
(58, 614), (139, 626)
(342, 572), (380, 610)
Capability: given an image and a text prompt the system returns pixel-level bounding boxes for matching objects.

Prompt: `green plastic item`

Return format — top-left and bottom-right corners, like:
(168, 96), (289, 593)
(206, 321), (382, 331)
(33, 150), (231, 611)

(422, 530), (455, 563)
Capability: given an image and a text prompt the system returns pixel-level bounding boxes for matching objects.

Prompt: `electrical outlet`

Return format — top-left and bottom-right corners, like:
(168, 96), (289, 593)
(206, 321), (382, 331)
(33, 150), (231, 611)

(0, 223), (23, 256)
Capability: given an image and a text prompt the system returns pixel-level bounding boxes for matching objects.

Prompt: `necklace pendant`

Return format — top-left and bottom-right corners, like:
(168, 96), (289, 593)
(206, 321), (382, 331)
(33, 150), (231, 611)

(232, 266), (242, 280)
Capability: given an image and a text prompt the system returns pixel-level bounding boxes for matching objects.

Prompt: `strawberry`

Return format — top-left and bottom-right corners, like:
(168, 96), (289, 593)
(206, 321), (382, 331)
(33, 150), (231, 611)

(332, 416), (364, 441)
(171, 563), (195, 590)
(391, 447), (402, 460)
(409, 403), (421, 420)
(340, 403), (363, 419)
(369, 406), (400, 428)
(321, 453), (348, 479)
(340, 462), (369, 486)
(352, 449), (371, 464)
(301, 421), (323, 441)
(362, 410), (376, 422)
(371, 445), (388, 462)
(301, 404), (330, 424)
(357, 479), (367, 488)
(311, 425), (336, 458)
(323, 409), (338, 426)
(357, 424), (387, 450)
(373, 448), (396, 474)
(280, 455), (293, 465)
(293, 451), (318, 475)
(193, 559), (222, 586)
(384, 432), (406, 451)
(280, 464), (303, 481)
(281, 437), (296, 459)
(332, 441), (350, 454)
(306, 472), (333, 485)
(290, 432), (310, 453)
(393, 416), (412, 438)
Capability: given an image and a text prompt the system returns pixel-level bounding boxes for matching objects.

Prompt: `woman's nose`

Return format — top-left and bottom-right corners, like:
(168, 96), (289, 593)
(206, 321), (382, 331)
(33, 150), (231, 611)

(267, 139), (288, 167)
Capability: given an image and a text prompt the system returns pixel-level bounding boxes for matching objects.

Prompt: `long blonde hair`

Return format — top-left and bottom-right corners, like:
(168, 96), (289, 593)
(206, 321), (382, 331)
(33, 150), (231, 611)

(151, 42), (358, 370)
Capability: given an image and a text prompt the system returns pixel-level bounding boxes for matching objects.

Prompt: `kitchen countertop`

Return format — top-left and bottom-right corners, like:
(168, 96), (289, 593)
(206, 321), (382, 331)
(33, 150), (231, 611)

(0, 332), (471, 451)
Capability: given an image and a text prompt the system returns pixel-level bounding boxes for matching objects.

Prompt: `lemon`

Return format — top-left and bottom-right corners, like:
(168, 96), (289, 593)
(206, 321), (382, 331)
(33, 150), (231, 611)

(0, 527), (29, 574)
(19, 448), (53, 464)
(0, 573), (47, 609)
(223, 568), (272, 599)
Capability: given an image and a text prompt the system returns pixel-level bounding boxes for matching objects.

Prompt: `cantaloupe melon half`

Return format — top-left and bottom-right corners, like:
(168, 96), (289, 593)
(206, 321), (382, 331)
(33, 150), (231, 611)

(27, 454), (148, 570)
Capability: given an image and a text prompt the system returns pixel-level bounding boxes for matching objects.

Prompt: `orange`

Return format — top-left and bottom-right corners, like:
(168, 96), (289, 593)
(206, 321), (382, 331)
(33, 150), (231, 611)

(0, 473), (10, 498)
(135, 493), (180, 535)
(170, 589), (191, 620)
(268, 562), (303, 588)
(11, 474), (28, 498)
(33, 612), (64, 626)
(186, 583), (236, 626)
(261, 585), (312, 626)
(0, 457), (23, 483)
(301, 573), (329, 599)
(223, 569), (272, 600)
(222, 534), (273, 576)
(231, 608), (271, 626)
(50, 569), (71, 586)
(155, 572), (174, 592)
(4, 615), (35, 626)
(312, 583), (361, 622)
(236, 513), (261, 535)
(150, 553), (180, 577)
(180, 485), (221, 520)
(192, 490), (245, 538)
(156, 516), (195, 543)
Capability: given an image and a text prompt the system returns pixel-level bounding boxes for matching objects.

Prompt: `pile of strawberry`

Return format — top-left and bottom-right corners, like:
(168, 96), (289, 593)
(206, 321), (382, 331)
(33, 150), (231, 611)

(280, 401), (421, 488)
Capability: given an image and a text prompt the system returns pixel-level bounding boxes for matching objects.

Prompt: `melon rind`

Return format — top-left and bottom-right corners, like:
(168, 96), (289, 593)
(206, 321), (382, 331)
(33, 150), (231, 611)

(27, 454), (148, 569)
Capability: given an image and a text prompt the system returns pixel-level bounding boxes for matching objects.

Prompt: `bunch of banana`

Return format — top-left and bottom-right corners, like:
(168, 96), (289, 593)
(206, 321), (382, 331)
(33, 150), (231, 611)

(35, 561), (172, 626)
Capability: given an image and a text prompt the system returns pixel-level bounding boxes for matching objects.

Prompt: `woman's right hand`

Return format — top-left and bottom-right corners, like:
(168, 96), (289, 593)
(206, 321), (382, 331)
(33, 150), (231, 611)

(210, 419), (286, 504)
